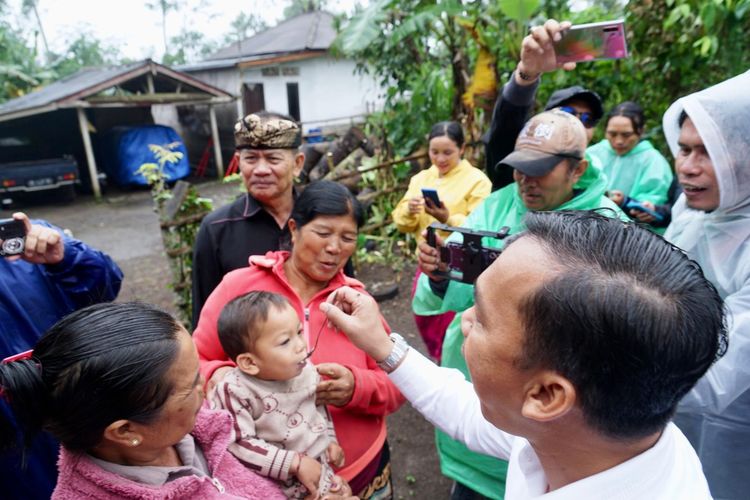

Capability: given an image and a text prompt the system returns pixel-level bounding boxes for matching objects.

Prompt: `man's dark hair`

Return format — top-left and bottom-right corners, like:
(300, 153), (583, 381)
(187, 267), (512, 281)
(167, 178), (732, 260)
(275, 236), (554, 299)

(218, 291), (291, 361)
(678, 109), (689, 127)
(291, 180), (364, 229)
(0, 303), (182, 452)
(518, 210), (726, 440)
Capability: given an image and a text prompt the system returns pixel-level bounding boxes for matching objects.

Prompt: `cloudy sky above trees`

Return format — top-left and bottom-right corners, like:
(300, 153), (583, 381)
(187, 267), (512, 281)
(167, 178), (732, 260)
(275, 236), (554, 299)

(6, 0), (362, 60)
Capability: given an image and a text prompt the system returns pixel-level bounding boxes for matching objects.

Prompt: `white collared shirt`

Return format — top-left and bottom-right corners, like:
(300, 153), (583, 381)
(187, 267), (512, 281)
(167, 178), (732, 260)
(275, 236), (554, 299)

(391, 348), (711, 499)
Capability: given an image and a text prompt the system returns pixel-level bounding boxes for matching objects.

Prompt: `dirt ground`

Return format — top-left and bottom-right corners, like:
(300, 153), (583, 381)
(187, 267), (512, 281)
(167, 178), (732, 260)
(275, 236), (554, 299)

(27, 180), (453, 499)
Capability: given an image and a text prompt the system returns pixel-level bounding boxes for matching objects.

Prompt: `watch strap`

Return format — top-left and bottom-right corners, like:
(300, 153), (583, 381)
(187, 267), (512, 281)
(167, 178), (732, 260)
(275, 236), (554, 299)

(377, 333), (409, 373)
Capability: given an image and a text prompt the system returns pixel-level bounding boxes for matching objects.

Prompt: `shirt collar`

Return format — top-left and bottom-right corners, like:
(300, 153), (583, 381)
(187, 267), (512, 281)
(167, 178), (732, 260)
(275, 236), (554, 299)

(86, 434), (209, 486)
(243, 188), (299, 218)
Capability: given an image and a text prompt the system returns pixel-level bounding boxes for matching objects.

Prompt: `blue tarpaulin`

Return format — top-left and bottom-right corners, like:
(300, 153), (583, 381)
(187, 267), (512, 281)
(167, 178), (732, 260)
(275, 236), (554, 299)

(96, 125), (190, 186)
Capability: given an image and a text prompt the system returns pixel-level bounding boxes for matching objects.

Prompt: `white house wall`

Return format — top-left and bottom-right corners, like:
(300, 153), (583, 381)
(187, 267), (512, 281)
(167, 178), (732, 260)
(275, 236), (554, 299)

(241, 56), (384, 134)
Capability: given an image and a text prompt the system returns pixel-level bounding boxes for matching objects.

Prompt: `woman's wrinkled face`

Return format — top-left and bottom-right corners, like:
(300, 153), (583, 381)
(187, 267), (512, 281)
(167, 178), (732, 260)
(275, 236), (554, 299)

(137, 327), (205, 450)
(429, 135), (463, 176)
(605, 116), (640, 156)
(289, 214), (358, 285)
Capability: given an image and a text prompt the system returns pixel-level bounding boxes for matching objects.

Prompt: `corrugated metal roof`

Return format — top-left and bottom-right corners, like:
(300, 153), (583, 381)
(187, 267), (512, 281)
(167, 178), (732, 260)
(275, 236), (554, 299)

(0, 59), (234, 123)
(206, 11), (335, 61)
(0, 61), (145, 115)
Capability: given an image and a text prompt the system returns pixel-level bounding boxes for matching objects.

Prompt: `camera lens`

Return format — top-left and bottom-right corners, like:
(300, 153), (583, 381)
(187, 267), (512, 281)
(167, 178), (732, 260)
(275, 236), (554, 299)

(2, 237), (23, 254)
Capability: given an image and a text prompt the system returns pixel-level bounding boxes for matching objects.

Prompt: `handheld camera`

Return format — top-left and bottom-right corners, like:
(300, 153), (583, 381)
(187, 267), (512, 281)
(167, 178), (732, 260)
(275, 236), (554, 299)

(426, 222), (510, 283)
(0, 218), (26, 257)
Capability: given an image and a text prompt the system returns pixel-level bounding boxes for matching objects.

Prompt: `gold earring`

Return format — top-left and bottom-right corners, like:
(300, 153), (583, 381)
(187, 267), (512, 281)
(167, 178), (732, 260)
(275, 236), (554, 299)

(131, 438), (140, 447)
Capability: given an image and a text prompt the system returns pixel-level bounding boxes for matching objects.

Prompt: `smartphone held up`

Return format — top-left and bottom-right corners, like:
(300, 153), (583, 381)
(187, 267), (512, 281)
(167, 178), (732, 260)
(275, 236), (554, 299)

(556, 20), (629, 64)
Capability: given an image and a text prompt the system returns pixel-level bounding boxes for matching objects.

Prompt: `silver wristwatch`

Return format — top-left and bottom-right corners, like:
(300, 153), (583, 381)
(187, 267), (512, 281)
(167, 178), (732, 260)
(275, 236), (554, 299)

(377, 333), (409, 373)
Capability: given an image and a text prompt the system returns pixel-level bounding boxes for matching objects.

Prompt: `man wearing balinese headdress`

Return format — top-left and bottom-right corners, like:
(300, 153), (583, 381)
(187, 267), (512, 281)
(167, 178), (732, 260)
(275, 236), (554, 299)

(192, 111), (304, 325)
(662, 69), (750, 500)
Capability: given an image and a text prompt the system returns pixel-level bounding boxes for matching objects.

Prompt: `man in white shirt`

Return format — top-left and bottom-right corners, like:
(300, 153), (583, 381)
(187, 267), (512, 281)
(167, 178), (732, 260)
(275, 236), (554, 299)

(321, 210), (725, 499)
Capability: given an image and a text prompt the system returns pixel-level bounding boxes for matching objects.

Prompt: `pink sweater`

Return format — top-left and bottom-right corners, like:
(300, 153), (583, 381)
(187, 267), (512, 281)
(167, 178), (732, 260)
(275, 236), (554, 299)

(52, 408), (285, 500)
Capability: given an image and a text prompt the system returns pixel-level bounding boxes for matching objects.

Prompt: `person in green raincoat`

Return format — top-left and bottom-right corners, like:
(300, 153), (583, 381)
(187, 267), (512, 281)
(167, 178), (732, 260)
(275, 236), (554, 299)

(413, 109), (626, 500)
(586, 102), (674, 233)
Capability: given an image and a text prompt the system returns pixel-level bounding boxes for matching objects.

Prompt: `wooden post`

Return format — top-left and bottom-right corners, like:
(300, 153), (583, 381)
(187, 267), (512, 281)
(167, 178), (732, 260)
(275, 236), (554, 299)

(146, 72), (155, 94)
(76, 107), (101, 199)
(236, 97), (244, 120)
(209, 105), (224, 178)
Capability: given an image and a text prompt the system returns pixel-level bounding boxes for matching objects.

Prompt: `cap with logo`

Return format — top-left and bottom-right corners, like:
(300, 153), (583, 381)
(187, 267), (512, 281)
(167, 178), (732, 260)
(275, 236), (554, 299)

(497, 109), (587, 177)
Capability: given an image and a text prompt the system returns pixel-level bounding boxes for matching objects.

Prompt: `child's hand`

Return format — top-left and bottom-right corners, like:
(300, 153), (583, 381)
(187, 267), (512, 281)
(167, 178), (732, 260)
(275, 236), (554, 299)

(327, 442), (345, 468)
(294, 454), (322, 497)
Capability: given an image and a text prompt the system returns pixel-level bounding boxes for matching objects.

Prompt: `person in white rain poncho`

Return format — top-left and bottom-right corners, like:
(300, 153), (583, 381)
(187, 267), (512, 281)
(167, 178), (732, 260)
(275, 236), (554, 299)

(663, 69), (750, 500)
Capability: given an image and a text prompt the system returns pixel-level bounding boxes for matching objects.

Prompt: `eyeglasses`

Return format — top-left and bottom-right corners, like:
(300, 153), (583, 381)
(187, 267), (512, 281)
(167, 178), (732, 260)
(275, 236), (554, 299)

(559, 106), (597, 129)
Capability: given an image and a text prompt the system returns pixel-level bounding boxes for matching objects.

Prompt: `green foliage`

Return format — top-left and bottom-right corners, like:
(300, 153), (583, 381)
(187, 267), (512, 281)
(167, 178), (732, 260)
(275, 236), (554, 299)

(163, 30), (217, 65)
(138, 143), (212, 326)
(354, 154), (411, 269)
(500, 0), (541, 22)
(224, 12), (268, 45)
(284, 0), (328, 20)
(0, 19), (52, 102)
(533, 0), (750, 154)
(51, 32), (122, 78)
(146, 0), (184, 54)
(338, 0), (749, 164)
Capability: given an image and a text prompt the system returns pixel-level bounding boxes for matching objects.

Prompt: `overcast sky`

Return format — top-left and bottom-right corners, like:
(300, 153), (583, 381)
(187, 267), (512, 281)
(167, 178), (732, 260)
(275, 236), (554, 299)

(6, 0), (362, 60)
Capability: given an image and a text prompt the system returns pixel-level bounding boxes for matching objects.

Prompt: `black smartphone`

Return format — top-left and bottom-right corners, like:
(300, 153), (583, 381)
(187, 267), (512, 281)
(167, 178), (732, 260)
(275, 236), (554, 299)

(0, 218), (26, 256)
(421, 188), (441, 206)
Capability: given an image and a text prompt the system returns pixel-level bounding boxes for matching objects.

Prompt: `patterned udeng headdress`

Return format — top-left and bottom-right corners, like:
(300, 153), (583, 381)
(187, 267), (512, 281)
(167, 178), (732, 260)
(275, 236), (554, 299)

(234, 113), (302, 150)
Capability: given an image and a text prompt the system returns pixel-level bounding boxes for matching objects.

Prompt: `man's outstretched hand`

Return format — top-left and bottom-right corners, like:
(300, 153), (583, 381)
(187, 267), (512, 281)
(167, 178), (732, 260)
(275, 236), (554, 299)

(320, 287), (393, 363)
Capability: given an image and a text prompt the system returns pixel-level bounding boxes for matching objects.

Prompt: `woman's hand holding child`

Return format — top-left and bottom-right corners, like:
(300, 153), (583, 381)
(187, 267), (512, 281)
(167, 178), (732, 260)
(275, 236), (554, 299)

(316, 363), (355, 407)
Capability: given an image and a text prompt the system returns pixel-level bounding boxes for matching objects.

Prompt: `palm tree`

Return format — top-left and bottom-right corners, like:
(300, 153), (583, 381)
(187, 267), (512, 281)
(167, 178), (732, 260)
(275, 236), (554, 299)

(21, 0), (50, 63)
(146, 0), (183, 55)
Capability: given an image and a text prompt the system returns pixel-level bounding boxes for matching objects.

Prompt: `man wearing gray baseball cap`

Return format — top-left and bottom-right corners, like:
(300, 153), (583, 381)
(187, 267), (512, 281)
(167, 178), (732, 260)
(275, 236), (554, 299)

(413, 108), (625, 500)
(483, 19), (604, 192)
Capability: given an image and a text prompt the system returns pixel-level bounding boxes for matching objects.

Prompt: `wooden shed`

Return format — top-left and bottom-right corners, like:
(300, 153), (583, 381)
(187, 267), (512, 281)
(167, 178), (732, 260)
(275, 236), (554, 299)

(0, 59), (234, 198)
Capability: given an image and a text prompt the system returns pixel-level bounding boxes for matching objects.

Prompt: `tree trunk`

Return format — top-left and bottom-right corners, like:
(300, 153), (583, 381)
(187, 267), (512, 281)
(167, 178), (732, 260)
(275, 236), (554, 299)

(309, 127), (369, 181)
(324, 149), (366, 192)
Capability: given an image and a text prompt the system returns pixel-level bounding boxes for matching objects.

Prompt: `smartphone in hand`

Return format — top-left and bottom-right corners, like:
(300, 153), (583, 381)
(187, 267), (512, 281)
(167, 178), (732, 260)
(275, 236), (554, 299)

(625, 199), (664, 222)
(556, 20), (628, 64)
(421, 188), (441, 207)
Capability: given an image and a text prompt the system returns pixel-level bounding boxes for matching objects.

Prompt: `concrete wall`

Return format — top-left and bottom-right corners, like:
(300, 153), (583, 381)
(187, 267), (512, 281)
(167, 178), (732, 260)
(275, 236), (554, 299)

(240, 56), (384, 134)
(156, 56), (385, 175)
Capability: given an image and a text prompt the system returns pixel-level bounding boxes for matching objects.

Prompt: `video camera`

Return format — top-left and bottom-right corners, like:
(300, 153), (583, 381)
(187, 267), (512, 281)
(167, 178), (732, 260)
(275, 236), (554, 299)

(426, 222), (511, 283)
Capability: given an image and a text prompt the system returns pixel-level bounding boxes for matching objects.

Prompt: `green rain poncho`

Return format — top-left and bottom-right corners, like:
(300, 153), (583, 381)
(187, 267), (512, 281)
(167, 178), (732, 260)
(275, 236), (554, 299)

(586, 139), (673, 205)
(412, 163), (625, 499)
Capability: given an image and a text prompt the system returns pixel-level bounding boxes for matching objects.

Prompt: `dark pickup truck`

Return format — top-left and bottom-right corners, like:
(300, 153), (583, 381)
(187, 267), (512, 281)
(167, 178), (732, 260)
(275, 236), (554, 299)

(0, 156), (79, 205)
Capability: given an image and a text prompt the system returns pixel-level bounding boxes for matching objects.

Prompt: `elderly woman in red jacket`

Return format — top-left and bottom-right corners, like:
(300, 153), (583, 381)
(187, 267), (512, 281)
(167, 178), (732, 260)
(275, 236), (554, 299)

(194, 180), (405, 499)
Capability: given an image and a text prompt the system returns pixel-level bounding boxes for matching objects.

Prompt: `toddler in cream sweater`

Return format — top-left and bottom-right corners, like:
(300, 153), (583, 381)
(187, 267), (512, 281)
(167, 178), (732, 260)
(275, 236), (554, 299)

(208, 291), (344, 498)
